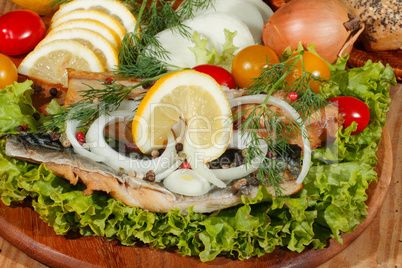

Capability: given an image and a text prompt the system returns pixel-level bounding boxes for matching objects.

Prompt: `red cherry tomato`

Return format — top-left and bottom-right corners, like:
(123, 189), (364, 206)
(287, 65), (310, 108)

(330, 96), (370, 135)
(193, 64), (236, 89)
(0, 53), (18, 89)
(0, 10), (46, 56)
(231, 45), (279, 88)
(285, 51), (330, 93)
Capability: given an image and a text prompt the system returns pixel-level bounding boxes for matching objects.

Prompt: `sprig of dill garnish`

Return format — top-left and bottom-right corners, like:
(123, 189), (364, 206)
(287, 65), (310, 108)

(118, 0), (212, 78)
(48, 0), (70, 8)
(41, 73), (174, 132)
(236, 52), (328, 194)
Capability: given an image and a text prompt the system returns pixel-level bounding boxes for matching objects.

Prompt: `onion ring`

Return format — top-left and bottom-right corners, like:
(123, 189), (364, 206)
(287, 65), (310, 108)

(85, 110), (177, 175)
(229, 95), (311, 184)
(66, 119), (106, 162)
(211, 130), (268, 181)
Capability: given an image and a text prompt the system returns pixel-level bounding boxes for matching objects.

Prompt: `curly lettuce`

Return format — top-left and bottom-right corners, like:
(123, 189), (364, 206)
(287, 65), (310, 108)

(189, 29), (238, 71)
(0, 80), (42, 134)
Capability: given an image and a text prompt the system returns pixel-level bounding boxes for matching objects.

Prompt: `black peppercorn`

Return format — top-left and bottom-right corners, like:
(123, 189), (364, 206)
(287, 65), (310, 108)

(32, 112), (40, 121)
(49, 87), (58, 97)
(175, 142), (183, 152)
(16, 125), (24, 132)
(33, 85), (43, 93)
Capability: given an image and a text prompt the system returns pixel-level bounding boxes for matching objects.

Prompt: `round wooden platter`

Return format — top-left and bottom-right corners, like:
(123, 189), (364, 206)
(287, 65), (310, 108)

(0, 127), (393, 268)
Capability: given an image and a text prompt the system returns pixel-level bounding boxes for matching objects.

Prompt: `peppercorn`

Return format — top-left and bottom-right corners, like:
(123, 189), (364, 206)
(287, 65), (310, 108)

(178, 152), (187, 162)
(49, 87), (58, 97)
(175, 142), (183, 152)
(249, 177), (260, 186)
(76, 131), (85, 145)
(151, 150), (159, 157)
(118, 167), (125, 176)
(32, 112), (40, 121)
(33, 84), (42, 93)
(145, 170), (155, 182)
(232, 178), (248, 190)
(288, 92), (298, 101)
(50, 132), (61, 141)
(104, 77), (113, 85)
(179, 162), (191, 169)
(241, 148), (248, 157)
(15, 125), (24, 132)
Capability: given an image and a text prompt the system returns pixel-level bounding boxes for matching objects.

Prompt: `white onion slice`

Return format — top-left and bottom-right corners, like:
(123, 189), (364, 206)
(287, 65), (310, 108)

(155, 160), (182, 182)
(229, 95), (311, 184)
(85, 110), (177, 175)
(211, 130), (268, 181)
(163, 169), (211, 196)
(118, 99), (140, 111)
(183, 138), (227, 188)
(65, 119), (106, 162)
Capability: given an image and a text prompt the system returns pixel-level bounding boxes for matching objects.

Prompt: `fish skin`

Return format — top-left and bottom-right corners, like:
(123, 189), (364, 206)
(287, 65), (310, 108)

(4, 133), (301, 213)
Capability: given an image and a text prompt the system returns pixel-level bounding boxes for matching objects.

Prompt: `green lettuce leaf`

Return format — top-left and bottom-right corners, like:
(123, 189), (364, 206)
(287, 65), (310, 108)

(0, 80), (42, 134)
(189, 29), (238, 71)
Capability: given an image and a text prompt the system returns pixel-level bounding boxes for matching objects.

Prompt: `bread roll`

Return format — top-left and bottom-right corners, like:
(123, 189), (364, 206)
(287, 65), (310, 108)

(340, 0), (401, 51)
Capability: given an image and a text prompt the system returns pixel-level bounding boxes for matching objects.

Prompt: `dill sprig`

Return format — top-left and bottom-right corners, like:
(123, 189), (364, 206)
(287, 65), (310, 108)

(118, 0), (212, 78)
(42, 73), (172, 132)
(48, 0), (70, 8)
(175, 0), (214, 20)
(236, 51), (329, 193)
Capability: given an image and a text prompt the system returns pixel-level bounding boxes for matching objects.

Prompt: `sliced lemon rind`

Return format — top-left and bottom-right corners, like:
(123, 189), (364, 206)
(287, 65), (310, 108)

(18, 39), (105, 86)
(48, 19), (121, 49)
(50, 10), (126, 42)
(38, 28), (118, 71)
(52, 0), (137, 33)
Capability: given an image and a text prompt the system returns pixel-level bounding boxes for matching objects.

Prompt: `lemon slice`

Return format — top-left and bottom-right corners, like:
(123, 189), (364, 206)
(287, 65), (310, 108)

(49, 19), (121, 49)
(18, 39), (105, 87)
(132, 70), (232, 162)
(51, 0), (137, 33)
(38, 28), (118, 71)
(49, 10), (126, 42)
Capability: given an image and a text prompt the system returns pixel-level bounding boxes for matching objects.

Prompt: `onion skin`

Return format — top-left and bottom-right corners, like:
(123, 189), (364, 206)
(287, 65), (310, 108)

(262, 0), (352, 63)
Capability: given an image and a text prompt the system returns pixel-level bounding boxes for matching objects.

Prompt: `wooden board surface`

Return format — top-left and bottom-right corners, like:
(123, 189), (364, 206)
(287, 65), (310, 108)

(0, 1), (401, 267)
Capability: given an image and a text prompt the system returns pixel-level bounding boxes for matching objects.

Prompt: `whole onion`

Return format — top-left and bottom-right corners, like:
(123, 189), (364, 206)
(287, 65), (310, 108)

(262, 0), (364, 63)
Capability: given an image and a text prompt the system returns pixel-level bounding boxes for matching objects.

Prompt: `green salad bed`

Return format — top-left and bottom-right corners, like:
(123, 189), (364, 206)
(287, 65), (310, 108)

(0, 58), (395, 262)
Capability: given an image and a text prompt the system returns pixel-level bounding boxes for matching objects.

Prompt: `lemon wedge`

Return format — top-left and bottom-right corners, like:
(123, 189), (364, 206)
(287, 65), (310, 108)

(48, 19), (121, 49)
(38, 28), (118, 71)
(49, 10), (126, 42)
(51, 0), (137, 34)
(18, 39), (104, 87)
(132, 70), (232, 163)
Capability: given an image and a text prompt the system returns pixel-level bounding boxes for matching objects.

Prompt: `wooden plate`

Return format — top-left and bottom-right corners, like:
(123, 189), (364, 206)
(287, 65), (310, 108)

(0, 1), (395, 266)
(0, 128), (392, 268)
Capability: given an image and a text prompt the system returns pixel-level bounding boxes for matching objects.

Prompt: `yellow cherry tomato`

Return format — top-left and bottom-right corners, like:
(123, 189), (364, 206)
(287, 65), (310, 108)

(0, 53), (18, 89)
(285, 51), (330, 93)
(231, 45), (280, 88)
